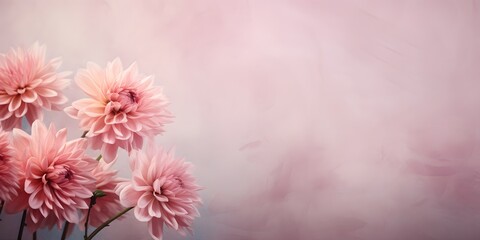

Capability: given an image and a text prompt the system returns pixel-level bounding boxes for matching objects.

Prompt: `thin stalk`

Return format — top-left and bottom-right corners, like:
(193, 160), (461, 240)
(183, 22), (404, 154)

(17, 210), (26, 240)
(84, 198), (94, 239)
(61, 222), (69, 240)
(0, 200), (4, 217)
(85, 207), (133, 240)
(81, 131), (88, 138)
(96, 155), (102, 161)
(33, 231), (37, 240)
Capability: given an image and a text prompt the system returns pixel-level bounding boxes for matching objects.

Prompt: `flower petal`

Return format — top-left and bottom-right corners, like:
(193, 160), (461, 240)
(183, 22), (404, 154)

(21, 90), (38, 103)
(148, 217), (164, 240)
(134, 206), (152, 222)
(8, 95), (21, 111)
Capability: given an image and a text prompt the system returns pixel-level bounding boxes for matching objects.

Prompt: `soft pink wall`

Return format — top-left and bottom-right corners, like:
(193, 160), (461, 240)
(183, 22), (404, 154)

(1, 0), (480, 239)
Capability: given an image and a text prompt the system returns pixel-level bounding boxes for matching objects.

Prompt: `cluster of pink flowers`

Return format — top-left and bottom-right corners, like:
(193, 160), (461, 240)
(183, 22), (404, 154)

(0, 43), (201, 240)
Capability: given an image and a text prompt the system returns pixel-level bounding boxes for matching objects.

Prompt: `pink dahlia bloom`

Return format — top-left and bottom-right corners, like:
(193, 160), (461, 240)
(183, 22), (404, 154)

(0, 43), (70, 130)
(0, 129), (20, 202)
(65, 58), (172, 163)
(80, 159), (125, 228)
(6, 120), (96, 231)
(117, 147), (202, 240)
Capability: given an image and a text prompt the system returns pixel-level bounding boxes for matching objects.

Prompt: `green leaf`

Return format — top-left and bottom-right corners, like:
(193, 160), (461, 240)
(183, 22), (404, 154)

(93, 190), (106, 198)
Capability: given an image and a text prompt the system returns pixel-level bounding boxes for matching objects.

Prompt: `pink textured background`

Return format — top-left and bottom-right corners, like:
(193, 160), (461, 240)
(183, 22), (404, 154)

(1, 1), (480, 239)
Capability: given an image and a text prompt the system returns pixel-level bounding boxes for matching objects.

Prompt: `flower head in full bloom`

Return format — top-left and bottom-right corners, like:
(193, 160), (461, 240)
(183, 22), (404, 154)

(65, 58), (172, 163)
(80, 159), (125, 228)
(0, 129), (20, 202)
(0, 43), (70, 130)
(6, 120), (96, 231)
(116, 147), (201, 240)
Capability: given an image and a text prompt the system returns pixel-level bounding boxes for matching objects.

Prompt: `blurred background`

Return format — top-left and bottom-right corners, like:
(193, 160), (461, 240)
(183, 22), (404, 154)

(1, 0), (480, 239)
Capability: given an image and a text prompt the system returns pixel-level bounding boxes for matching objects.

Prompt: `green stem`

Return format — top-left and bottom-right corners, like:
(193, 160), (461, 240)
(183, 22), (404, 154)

(0, 200), (4, 217)
(17, 210), (26, 240)
(81, 131), (88, 138)
(96, 155), (102, 161)
(61, 222), (69, 240)
(85, 207), (133, 240)
(84, 197), (95, 239)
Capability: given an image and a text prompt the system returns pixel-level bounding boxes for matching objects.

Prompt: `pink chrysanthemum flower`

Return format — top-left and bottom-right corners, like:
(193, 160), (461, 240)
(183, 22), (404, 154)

(65, 58), (172, 163)
(0, 43), (70, 130)
(117, 147), (201, 240)
(0, 129), (20, 202)
(6, 120), (96, 231)
(80, 159), (125, 228)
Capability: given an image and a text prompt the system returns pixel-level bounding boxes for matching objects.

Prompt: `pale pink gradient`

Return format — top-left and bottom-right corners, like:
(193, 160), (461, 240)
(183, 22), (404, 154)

(1, 1), (480, 240)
